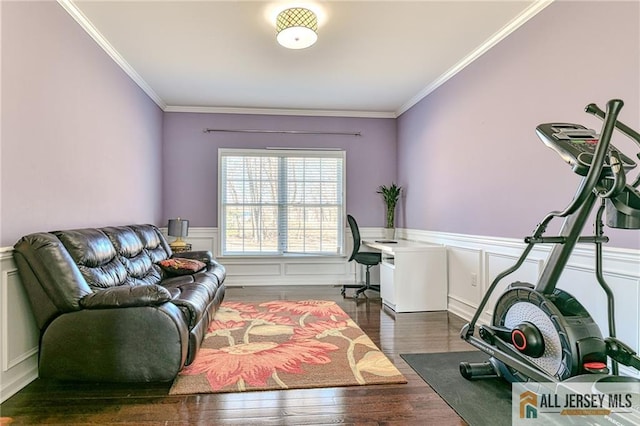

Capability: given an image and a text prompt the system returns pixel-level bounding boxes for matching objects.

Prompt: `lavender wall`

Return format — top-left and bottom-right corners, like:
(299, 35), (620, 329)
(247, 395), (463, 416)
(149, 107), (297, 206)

(397, 1), (640, 249)
(1, 2), (164, 247)
(162, 112), (396, 227)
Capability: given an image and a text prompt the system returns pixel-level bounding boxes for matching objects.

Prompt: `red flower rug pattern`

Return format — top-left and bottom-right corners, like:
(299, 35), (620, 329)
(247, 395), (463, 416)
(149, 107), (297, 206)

(169, 300), (407, 394)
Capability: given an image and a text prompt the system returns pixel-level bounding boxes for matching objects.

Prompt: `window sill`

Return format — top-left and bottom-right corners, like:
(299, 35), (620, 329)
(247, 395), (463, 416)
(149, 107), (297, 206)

(217, 254), (348, 261)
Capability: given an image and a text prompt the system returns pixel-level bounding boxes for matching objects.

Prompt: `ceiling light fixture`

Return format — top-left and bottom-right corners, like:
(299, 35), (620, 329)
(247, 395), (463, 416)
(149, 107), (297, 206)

(276, 7), (318, 49)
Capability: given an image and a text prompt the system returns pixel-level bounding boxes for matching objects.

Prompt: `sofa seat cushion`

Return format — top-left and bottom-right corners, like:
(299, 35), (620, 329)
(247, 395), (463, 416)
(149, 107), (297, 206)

(162, 272), (219, 328)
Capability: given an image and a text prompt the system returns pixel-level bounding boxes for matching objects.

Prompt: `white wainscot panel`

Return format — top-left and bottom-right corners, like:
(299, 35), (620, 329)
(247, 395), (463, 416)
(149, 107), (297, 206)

(3, 269), (39, 370)
(224, 262), (282, 277)
(480, 251), (544, 325)
(1, 251), (39, 402)
(161, 227), (217, 255)
(556, 265), (640, 378)
(284, 262), (349, 276)
(202, 225), (365, 287)
(223, 258), (352, 286)
(184, 228), (217, 255)
(447, 247), (482, 321)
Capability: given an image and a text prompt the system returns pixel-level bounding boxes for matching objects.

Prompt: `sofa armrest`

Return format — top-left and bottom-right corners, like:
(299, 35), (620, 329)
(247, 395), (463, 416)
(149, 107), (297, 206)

(39, 304), (189, 382)
(168, 251), (226, 285)
(172, 250), (213, 264)
(79, 284), (172, 309)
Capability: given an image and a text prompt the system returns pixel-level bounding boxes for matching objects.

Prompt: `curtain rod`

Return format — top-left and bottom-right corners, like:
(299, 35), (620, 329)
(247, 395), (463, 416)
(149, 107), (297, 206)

(203, 128), (361, 136)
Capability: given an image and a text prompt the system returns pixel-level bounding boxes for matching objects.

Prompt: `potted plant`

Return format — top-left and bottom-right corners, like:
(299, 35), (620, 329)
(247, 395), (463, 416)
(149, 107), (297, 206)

(377, 183), (402, 238)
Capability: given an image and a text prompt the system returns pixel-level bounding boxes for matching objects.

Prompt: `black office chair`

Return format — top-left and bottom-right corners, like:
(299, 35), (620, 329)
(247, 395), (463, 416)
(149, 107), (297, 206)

(341, 214), (382, 298)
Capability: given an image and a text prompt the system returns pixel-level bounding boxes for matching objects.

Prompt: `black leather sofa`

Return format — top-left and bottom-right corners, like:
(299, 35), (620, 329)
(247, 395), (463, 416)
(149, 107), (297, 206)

(13, 224), (225, 382)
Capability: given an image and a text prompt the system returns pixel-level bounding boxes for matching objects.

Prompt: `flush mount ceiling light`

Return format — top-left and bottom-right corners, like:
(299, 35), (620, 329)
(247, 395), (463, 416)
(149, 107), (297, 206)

(276, 7), (318, 49)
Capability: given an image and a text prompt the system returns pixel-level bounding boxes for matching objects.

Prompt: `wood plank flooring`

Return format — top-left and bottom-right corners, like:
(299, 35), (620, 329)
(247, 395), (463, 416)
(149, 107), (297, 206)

(0, 286), (475, 425)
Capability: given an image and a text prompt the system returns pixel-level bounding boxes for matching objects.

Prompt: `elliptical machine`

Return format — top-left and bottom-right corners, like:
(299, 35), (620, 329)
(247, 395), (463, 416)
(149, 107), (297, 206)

(459, 99), (640, 385)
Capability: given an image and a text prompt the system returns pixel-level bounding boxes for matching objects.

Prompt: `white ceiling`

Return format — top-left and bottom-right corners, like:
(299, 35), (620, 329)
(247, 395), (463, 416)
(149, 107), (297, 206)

(64, 0), (552, 118)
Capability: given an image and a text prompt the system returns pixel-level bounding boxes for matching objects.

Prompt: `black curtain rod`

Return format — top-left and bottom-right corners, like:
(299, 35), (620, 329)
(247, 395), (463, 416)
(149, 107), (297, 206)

(203, 128), (361, 136)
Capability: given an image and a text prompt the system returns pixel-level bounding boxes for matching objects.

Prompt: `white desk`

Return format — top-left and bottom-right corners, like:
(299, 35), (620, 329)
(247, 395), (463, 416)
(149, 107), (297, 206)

(363, 239), (447, 313)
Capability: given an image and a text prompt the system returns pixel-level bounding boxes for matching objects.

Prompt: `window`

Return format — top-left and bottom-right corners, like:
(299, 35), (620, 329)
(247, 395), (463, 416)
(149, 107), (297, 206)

(219, 148), (345, 256)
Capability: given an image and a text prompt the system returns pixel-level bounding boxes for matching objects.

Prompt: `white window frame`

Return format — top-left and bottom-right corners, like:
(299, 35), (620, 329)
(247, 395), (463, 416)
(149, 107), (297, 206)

(218, 148), (346, 257)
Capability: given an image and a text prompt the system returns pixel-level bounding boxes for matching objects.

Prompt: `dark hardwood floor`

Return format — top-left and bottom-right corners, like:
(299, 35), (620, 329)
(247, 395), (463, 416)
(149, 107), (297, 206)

(1, 286), (474, 425)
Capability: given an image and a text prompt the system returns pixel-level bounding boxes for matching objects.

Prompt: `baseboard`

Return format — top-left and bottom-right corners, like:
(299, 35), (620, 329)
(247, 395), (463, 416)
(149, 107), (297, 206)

(0, 367), (38, 403)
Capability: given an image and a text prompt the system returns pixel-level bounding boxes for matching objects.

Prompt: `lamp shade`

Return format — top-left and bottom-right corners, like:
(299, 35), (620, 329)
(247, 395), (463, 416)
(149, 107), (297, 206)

(276, 8), (318, 49)
(167, 218), (189, 238)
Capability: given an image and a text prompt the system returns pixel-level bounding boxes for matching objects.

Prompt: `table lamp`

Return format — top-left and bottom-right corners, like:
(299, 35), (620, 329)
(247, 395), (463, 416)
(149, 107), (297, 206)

(168, 218), (189, 250)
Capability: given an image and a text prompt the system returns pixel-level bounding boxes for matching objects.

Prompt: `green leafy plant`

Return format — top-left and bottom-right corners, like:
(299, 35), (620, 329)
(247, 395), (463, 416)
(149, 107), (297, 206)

(377, 183), (402, 228)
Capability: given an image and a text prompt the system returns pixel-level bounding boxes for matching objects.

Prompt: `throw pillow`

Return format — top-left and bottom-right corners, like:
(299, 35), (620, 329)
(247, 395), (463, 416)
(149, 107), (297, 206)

(158, 257), (206, 275)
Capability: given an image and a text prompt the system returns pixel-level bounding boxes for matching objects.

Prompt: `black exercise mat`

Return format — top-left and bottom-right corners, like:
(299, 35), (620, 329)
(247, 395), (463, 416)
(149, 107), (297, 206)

(401, 351), (512, 426)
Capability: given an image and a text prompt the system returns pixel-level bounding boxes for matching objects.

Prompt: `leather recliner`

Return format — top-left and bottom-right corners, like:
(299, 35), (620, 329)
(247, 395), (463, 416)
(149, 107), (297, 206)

(13, 224), (225, 382)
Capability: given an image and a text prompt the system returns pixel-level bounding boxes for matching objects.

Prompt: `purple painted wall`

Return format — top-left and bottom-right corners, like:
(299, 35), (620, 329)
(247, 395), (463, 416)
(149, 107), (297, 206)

(397, 1), (640, 249)
(2, 1), (637, 250)
(162, 113), (396, 227)
(1, 2), (164, 246)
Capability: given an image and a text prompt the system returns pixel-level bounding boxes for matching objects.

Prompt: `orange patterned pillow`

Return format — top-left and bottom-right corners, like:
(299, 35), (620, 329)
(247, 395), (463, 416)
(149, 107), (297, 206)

(158, 257), (206, 275)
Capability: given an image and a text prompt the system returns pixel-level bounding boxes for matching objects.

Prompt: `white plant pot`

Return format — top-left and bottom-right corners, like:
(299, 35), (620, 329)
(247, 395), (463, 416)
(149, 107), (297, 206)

(384, 228), (395, 240)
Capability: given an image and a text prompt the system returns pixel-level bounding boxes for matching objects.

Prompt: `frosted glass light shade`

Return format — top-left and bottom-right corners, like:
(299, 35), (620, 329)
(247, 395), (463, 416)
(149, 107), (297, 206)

(276, 8), (318, 49)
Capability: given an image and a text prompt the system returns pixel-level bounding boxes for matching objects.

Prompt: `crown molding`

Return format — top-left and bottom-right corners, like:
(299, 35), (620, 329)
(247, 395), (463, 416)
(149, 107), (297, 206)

(163, 105), (396, 119)
(396, 0), (554, 116)
(57, 0), (166, 110)
(57, 0), (394, 119)
(59, 0), (552, 120)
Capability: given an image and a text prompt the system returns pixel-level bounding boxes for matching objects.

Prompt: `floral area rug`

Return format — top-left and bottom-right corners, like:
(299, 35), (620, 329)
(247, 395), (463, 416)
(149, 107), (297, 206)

(169, 300), (407, 394)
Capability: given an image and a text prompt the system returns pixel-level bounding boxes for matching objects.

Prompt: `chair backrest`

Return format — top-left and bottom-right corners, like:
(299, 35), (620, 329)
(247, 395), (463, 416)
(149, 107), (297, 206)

(347, 214), (361, 262)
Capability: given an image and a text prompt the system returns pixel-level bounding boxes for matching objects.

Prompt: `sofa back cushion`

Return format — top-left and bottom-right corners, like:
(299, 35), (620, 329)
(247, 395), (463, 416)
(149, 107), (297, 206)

(129, 224), (172, 263)
(53, 225), (170, 291)
(54, 229), (129, 290)
(102, 226), (163, 286)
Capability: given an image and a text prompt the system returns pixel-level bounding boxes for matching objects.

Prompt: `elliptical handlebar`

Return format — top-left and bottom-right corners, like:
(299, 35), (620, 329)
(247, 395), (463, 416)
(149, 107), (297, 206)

(573, 99), (624, 201)
(600, 149), (626, 199)
(585, 102), (640, 148)
(586, 101), (640, 189)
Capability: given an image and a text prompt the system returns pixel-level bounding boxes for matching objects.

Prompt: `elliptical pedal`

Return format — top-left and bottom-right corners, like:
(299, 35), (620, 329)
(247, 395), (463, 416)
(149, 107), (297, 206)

(459, 361), (499, 380)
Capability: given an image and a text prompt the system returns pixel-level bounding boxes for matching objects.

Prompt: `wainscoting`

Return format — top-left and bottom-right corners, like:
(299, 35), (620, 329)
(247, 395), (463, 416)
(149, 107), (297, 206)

(176, 227), (380, 287)
(0, 248), (39, 402)
(1, 227), (638, 401)
(401, 228), (640, 379)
